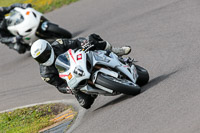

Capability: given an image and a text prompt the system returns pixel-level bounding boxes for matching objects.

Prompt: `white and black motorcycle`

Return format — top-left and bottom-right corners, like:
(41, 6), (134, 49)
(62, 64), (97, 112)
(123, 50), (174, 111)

(6, 7), (72, 47)
(55, 48), (149, 97)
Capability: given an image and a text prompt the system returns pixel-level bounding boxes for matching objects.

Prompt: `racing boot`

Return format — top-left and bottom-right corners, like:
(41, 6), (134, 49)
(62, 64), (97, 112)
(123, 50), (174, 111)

(74, 91), (96, 109)
(104, 41), (131, 56)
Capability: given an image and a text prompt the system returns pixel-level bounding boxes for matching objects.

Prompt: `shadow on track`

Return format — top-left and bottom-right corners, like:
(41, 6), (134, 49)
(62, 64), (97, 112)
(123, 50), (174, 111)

(141, 70), (179, 93)
(94, 94), (133, 111)
(94, 70), (179, 111)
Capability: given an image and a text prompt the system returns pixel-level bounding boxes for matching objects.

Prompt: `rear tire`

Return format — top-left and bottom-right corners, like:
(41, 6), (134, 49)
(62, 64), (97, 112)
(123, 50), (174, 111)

(47, 23), (72, 39)
(95, 73), (141, 95)
(135, 65), (149, 87)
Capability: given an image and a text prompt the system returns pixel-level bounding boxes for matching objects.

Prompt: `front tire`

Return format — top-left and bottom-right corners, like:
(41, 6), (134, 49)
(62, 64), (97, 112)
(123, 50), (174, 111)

(95, 73), (141, 95)
(135, 65), (149, 87)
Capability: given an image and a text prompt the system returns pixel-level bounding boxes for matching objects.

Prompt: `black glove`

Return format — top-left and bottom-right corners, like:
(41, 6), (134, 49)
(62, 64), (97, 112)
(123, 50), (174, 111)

(88, 33), (104, 44)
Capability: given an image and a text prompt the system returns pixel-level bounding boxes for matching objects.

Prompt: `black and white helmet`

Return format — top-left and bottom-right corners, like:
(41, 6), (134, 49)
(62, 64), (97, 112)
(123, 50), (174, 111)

(31, 39), (55, 66)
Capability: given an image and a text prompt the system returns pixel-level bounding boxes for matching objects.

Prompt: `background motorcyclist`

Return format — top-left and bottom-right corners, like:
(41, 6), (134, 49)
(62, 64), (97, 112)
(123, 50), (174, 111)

(0, 3), (32, 54)
(30, 33), (131, 109)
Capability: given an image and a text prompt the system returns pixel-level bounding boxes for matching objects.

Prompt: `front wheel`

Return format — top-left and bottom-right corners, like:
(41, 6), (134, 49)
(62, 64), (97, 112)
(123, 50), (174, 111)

(95, 73), (141, 95)
(47, 22), (72, 39)
(135, 65), (149, 87)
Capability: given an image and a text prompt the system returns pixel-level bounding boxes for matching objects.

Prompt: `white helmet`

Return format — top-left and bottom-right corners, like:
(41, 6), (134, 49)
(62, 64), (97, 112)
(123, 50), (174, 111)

(31, 39), (55, 66)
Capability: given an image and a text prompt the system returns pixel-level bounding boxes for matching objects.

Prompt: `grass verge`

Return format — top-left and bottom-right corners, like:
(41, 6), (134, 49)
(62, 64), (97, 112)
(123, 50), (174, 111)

(0, 103), (77, 133)
(0, 0), (79, 13)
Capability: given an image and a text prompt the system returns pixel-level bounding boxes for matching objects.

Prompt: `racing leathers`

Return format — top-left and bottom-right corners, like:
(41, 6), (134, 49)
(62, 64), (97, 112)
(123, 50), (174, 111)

(40, 34), (109, 109)
(0, 3), (32, 54)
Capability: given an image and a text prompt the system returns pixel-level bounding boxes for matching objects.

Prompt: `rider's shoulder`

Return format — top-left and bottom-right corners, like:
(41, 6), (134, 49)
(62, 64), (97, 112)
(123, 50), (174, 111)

(55, 39), (64, 44)
(51, 39), (64, 46)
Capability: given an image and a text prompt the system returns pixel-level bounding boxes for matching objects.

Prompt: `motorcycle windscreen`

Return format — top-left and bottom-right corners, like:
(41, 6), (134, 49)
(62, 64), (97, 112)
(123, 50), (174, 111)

(55, 53), (70, 73)
(6, 10), (24, 26)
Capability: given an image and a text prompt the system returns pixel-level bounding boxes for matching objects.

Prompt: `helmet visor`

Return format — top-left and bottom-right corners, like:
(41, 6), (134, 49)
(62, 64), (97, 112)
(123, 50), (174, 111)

(35, 43), (51, 63)
(6, 10), (24, 26)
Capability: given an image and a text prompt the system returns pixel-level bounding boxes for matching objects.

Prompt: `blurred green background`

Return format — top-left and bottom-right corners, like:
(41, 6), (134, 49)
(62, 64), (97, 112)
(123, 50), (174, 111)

(0, 0), (78, 13)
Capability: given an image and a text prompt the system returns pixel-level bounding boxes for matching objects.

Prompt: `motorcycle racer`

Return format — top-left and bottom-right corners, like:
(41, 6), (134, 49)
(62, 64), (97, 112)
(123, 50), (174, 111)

(0, 3), (32, 54)
(31, 33), (131, 109)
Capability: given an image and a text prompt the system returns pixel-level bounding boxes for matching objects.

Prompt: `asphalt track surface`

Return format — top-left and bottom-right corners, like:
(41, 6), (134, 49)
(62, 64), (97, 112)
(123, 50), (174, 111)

(1, 0), (200, 133)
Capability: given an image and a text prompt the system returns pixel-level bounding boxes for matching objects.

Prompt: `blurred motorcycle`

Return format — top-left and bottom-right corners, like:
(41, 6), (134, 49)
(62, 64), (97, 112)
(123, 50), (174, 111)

(6, 7), (72, 47)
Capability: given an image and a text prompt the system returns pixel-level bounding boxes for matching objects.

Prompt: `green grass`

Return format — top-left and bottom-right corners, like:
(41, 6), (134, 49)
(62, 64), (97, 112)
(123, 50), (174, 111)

(0, 103), (77, 133)
(0, 0), (79, 13)
(0, 0), (24, 7)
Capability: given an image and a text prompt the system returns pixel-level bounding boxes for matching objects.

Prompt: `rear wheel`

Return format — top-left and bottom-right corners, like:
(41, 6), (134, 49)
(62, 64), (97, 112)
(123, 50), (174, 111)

(95, 73), (141, 95)
(47, 23), (72, 39)
(135, 65), (149, 87)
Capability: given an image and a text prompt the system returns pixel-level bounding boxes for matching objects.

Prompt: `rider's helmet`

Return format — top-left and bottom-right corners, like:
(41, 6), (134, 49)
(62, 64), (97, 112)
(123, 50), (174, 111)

(31, 39), (55, 66)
